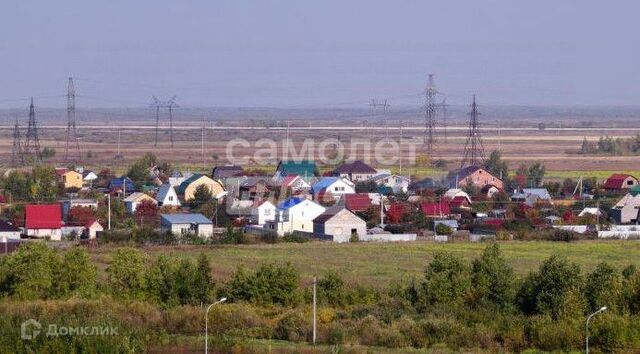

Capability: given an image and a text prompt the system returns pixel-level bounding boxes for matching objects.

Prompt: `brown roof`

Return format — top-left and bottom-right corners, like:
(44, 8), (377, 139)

(334, 160), (377, 175)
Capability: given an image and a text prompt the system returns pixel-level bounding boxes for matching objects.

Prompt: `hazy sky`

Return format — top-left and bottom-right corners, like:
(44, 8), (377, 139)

(1, 0), (638, 108)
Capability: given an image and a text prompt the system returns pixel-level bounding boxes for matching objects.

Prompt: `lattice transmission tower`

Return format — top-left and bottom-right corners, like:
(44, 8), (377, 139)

(23, 97), (42, 163)
(460, 94), (485, 168)
(11, 120), (23, 167)
(64, 77), (81, 162)
(424, 74), (439, 156)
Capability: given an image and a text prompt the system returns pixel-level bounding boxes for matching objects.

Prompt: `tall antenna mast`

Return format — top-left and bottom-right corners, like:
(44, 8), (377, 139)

(23, 97), (42, 163)
(64, 77), (81, 162)
(460, 94), (485, 168)
(424, 74), (438, 156)
(11, 120), (24, 167)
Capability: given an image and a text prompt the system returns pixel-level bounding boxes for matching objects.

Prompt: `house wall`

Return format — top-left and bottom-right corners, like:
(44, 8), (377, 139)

(160, 189), (180, 207)
(184, 177), (225, 201)
(26, 228), (62, 241)
(340, 172), (376, 182)
(459, 169), (504, 189)
(0, 231), (21, 240)
(63, 171), (83, 189)
(269, 201), (325, 236)
(161, 222), (213, 238)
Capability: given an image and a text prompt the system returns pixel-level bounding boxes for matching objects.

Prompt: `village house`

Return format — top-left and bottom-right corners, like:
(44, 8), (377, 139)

(311, 177), (356, 202)
(239, 177), (278, 202)
(155, 184), (181, 207)
(610, 193), (640, 224)
(333, 160), (377, 182)
(0, 220), (21, 240)
(250, 200), (277, 225)
(511, 188), (553, 207)
(274, 160), (318, 183)
(444, 188), (472, 202)
(212, 165), (244, 180)
(421, 201), (451, 218)
(371, 172), (410, 194)
(160, 213), (214, 238)
(313, 207), (367, 243)
(84, 219), (104, 239)
(178, 174), (226, 201)
(603, 174), (638, 193)
(481, 184), (501, 198)
(266, 197), (326, 236)
(56, 168), (83, 190)
(124, 192), (157, 213)
(25, 204), (62, 241)
(342, 193), (374, 213)
(447, 166), (504, 190)
(280, 175), (311, 195)
(82, 170), (98, 188)
(109, 177), (135, 194)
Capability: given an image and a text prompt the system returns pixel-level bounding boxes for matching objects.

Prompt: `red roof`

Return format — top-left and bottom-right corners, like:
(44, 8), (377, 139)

(344, 193), (373, 212)
(281, 175), (299, 187)
(482, 218), (505, 227)
(421, 202), (450, 217)
(603, 174), (636, 190)
(84, 219), (101, 229)
(25, 204), (62, 229)
(55, 168), (68, 177)
(449, 196), (471, 209)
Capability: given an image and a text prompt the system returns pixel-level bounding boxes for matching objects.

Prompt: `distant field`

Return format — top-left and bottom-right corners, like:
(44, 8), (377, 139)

(90, 240), (640, 288)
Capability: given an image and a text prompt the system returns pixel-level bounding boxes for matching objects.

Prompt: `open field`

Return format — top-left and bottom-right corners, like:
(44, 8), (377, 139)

(90, 240), (640, 288)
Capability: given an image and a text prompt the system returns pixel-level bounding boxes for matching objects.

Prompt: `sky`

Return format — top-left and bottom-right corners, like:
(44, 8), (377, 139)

(0, 0), (638, 108)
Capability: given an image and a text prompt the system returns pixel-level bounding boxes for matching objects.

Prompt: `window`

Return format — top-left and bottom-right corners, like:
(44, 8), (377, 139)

(169, 196), (173, 201)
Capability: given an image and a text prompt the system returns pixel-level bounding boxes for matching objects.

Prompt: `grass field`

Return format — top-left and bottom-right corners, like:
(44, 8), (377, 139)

(91, 240), (640, 288)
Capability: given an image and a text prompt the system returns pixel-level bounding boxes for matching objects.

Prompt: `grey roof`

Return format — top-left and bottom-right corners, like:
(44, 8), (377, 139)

(160, 213), (212, 225)
(522, 188), (551, 200)
(434, 219), (459, 229)
(156, 184), (174, 202)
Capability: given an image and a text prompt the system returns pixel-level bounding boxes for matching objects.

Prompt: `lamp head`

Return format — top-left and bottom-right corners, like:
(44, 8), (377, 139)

(219, 297), (227, 303)
(600, 306), (607, 311)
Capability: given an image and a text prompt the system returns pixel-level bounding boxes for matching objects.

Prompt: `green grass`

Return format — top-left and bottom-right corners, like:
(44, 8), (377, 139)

(544, 170), (640, 181)
(92, 240), (640, 288)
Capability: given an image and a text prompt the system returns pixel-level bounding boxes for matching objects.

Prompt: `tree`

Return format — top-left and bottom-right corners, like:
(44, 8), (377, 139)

(175, 258), (197, 305)
(191, 184), (213, 209)
(29, 165), (58, 202)
(0, 242), (60, 300)
(527, 162), (546, 187)
(54, 247), (97, 298)
(471, 244), (515, 310)
(386, 203), (406, 224)
(227, 262), (300, 305)
(144, 255), (179, 307)
(420, 251), (470, 307)
(317, 271), (347, 306)
(107, 247), (148, 299)
(485, 150), (509, 180)
(193, 253), (214, 305)
(516, 255), (584, 319)
(585, 262), (624, 313)
(2, 170), (30, 201)
(135, 200), (158, 218)
(68, 206), (96, 225)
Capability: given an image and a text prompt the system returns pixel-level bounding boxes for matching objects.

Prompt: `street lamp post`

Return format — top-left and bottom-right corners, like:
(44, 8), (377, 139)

(205, 297), (227, 354)
(586, 306), (607, 354)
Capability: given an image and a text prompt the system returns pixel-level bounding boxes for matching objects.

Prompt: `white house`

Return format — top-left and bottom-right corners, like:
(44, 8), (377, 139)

(371, 173), (410, 194)
(443, 188), (471, 202)
(611, 193), (640, 224)
(311, 177), (356, 202)
(160, 213), (214, 238)
(250, 200), (276, 225)
(124, 192), (157, 213)
(156, 184), (181, 207)
(280, 175), (311, 195)
(84, 219), (104, 239)
(266, 197), (326, 236)
(313, 207), (367, 243)
(82, 171), (98, 188)
(0, 220), (21, 240)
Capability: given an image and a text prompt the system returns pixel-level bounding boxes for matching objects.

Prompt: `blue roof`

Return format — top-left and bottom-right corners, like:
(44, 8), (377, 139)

(160, 213), (212, 225)
(311, 177), (340, 193)
(109, 177), (134, 190)
(276, 197), (306, 210)
(156, 184), (175, 202)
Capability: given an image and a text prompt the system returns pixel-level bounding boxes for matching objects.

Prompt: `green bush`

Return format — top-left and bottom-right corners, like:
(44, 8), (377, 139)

(227, 262), (300, 306)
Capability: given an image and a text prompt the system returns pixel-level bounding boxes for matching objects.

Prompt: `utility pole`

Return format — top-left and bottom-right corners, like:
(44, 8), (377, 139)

(64, 77), (81, 162)
(201, 117), (206, 171)
(115, 128), (123, 160)
(460, 94), (485, 169)
(312, 275), (317, 345)
(399, 120), (403, 174)
(107, 193), (111, 230)
(23, 97), (42, 163)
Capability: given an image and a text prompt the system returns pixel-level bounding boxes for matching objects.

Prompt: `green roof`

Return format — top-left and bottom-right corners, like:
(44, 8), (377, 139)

(630, 185), (640, 196)
(178, 174), (205, 195)
(277, 160), (317, 179)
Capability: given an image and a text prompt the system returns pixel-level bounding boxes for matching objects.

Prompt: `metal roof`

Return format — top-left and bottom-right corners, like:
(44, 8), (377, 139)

(160, 213), (212, 225)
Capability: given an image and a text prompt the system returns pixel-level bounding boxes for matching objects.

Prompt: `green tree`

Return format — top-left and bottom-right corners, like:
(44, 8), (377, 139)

(191, 184), (213, 209)
(517, 255), (584, 319)
(420, 251), (470, 307)
(144, 255), (179, 306)
(527, 162), (546, 187)
(54, 247), (97, 298)
(585, 262), (624, 313)
(317, 271), (346, 306)
(2, 170), (30, 201)
(470, 243), (515, 310)
(175, 258), (197, 305)
(227, 262), (300, 305)
(107, 247), (148, 299)
(0, 242), (60, 300)
(30, 165), (58, 201)
(193, 253), (214, 304)
(484, 150), (509, 180)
